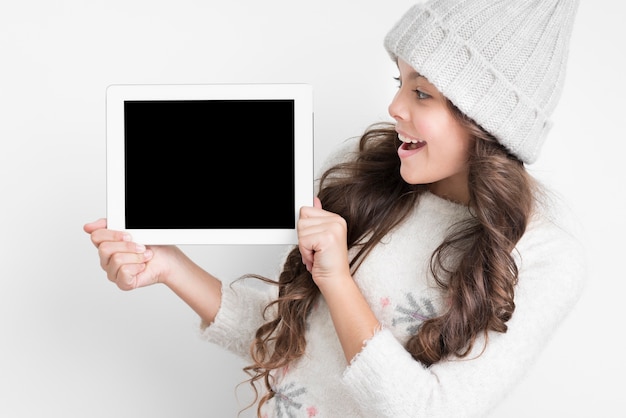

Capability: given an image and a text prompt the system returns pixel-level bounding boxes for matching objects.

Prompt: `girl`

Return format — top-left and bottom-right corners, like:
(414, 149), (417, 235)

(84, 0), (585, 416)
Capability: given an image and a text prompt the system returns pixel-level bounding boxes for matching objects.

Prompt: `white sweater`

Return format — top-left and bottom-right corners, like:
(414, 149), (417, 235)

(200, 190), (585, 417)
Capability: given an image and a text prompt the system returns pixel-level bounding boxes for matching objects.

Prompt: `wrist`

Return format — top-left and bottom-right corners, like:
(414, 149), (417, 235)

(155, 245), (186, 288)
(315, 271), (354, 296)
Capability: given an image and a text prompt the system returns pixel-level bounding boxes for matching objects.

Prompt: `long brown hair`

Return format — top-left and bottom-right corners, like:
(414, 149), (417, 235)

(241, 101), (536, 416)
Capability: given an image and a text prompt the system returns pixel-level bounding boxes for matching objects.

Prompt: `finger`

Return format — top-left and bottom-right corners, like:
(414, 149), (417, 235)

(299, 204), (333, 220)
(298, 221), (332, 241)
(299, 246), (315, 272)
(90, 228), (131, 248)
(106, 248), (153, 287)
(114, 263), (147, 290)
(83, 218), (107, 234)
(299, 205), (314, 219)
(302, 259), (313, 272)
(298, 215), (347, 238)
(98, 241), (148, 271)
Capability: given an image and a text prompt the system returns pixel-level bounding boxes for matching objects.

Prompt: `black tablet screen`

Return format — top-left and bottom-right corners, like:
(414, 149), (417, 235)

(123, 100), (295, 229)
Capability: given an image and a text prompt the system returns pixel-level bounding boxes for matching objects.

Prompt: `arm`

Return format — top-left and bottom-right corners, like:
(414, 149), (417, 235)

(319, 275), (381, 363)
(161, 247), (223, 325)
(298, 199), (381, 363)
(341, 215), (587, 417)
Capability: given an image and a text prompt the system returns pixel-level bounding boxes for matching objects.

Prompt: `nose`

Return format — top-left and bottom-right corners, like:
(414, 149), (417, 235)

(388, 90), (406, 122)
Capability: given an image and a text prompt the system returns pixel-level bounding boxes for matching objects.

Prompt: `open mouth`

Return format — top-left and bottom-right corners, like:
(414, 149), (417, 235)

(398, 133), (426, 150)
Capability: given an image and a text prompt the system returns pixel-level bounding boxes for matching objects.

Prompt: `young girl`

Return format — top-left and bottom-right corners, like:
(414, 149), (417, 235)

(84, 0), (585, 416)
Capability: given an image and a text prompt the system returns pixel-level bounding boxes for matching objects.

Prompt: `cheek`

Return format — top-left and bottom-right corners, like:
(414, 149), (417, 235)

(409, 106), (472, 156)
(449, 133), (473, 171)
(451, 120), (473, 152)
(446, 130), (471, 158)
(409, 111), (438, 137)
(411, 104), (455, 137)
(433, 122), (473, 172)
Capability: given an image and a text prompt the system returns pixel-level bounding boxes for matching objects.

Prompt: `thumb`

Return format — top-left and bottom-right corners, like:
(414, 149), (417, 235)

(313, 196), (322, 209)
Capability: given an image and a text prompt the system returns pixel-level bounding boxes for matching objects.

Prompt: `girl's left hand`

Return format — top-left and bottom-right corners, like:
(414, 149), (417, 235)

(297, 197), (352, 290)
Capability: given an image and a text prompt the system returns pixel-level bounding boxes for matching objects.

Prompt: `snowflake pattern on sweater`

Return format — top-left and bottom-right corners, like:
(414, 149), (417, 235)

(392, 293), (437, 334)
(266, 365), (319, 417)
(262, 291), (437, 417)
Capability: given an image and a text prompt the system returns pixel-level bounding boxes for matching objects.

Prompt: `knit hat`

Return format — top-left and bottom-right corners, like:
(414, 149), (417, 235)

(384, 0), (579, 164)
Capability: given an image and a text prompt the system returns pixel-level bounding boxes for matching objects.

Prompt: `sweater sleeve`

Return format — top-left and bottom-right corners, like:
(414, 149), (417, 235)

(342, 207), (587, 418)
(198, 278), (278, 360)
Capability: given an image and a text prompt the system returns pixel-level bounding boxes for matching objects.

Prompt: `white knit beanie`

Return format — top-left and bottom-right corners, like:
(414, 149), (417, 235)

(384, 0), (579, 164)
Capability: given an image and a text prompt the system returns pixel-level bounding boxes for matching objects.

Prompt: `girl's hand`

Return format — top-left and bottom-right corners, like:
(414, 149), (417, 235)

(83, 218), (176, 290)
(297, 198), (352, 290)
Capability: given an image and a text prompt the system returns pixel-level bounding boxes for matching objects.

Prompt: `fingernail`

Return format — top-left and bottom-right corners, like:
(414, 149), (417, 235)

(136, 243), (146, 252)
(123, 233), (132, 242)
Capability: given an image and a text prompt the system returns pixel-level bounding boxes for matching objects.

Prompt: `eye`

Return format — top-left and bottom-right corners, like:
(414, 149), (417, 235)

(394, 76), (431, 100)
(414, 89), (431, 100)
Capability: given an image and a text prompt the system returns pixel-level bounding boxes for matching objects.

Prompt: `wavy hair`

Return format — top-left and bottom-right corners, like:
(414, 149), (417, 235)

(241, 101), (536, 416)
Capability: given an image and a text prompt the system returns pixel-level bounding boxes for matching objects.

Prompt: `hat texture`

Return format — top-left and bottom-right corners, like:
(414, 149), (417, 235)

(384, 0), (579, 163)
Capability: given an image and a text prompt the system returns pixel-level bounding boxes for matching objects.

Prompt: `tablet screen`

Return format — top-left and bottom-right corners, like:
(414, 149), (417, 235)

(124, 99), (295, 229)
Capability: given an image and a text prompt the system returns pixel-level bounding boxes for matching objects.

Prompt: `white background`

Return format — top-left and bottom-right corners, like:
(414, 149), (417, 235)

(1, 1), (624, 417)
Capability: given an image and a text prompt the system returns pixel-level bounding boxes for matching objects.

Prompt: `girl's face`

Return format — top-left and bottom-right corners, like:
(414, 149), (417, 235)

(389, 58), (472, 204)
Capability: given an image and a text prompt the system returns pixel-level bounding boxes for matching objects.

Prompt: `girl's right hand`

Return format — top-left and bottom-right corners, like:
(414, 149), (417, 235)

(83, 218), (177, 290)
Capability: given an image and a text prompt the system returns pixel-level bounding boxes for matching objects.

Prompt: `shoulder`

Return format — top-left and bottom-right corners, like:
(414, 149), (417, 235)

(515, 188), (588, 310)
(522, 188), (586, 259)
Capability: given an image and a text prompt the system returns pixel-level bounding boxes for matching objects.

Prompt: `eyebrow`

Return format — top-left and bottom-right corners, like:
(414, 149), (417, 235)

(408, 70), (425, 80)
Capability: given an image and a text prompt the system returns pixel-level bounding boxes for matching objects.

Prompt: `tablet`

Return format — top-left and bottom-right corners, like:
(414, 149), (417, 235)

(106, 83), (314, 245)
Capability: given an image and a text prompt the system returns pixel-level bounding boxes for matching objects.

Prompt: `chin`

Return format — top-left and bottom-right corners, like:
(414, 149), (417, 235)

(399, 166), (423, 185)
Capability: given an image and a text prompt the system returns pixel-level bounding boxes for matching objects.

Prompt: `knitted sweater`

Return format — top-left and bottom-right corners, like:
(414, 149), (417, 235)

(200, 175), (585, 418)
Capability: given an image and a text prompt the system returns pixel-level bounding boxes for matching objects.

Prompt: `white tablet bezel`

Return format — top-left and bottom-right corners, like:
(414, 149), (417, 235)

(106, 83), (314, 245)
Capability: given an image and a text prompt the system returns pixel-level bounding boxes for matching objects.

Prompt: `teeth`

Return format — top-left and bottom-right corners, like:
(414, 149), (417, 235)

(398, 133), (425, 145)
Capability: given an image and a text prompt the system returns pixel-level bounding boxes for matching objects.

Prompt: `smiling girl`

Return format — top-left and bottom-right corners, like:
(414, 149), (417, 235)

(84, 0), (585, 416)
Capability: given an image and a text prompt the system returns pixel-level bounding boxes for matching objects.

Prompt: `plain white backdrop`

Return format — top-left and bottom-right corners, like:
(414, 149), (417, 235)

(1, 0), (624, 417)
